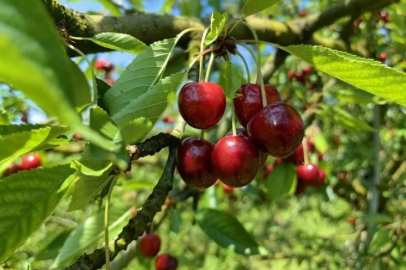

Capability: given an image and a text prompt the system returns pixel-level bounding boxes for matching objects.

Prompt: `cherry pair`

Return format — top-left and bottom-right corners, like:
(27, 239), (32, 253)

(3, 154), (42, 177)
(140, 234), (178, 270)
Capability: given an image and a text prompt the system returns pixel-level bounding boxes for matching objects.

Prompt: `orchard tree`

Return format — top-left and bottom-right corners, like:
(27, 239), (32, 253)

(0, 0), (405, 269)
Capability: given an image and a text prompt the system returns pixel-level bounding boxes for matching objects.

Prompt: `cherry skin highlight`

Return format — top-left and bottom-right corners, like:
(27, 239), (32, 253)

(140, 234), (161, 258)
(21, 154), (42, 170)
(156, 253), (178, 270)
(233, 83), (281, 127)
(296, 164), (320, 186)
(212, 135), (260, 187)
(247, 102), (304, 158)
(178, 82), (226, 129)
(176, 138), (217, 190)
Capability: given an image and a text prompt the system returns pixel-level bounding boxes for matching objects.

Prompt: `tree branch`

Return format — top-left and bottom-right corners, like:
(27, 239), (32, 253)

(63, 146), (177, 270)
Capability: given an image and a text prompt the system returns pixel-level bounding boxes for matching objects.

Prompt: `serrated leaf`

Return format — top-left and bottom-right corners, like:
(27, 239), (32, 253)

(0, 125), (69, 165)
(314, 132), (328, 154)
(224, 63), (243, 98)
(0, 0), (118, 150)
(196, 209), (266, 256)
(0, 165), (75, 262)
(242, 0), (282, 17)
(52, 207), (131, 268)
(71, 160), (113, 177)
(112, 72), (184, 130)
(265, 163), (296, 202)
(205, 12), (228, 46)
(96, 78), (111, 111)
(120, 117), (153, 145)
(281, 45), (406, 107)
(80, 32), (146, 54)
(103, 38), (177, 116)
(330, 88), (378, 104)
(34, 229), (73, 262)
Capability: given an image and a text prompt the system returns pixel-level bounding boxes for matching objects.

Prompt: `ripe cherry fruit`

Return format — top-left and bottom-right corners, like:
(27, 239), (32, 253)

(296, 164), (320, 186)
(262, 165), (274, 179)
(178, 82), (226, 129)
(315, 168), (326, 187)
(248, 102), (304, 158)
(21, 154), (42, 170)
(3, 164), (22, 177)
(212, 135), (260, 187)
(295, 179), (307, 195)
(233, 83), (281, 127)
(156, 253), (178, 270)
(223, 184), (234, 194)
(378, 52), (387, 62)
(140, 234), (161, 258)
(176, 138), (217, 190)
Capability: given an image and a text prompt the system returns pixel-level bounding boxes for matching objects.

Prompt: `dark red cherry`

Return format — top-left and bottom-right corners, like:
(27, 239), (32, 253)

(295, 179), (307, 195)
(247, 102), (304, 158)
(21, 154), (42, 170)
(223, 184), (234, 194)
(212, 135), (260, 187)
(287, 144), (304, 165)
(307, 138), (315, 152)
(299, 10), (307, 17)
(140, 234), (161, 258)
(295, 72), (306, 85)
(318, 152), (324, 161)
(308, 83), (317, 90)
(302, 66), (312, 76)
(287, 70), (295, 81)
(233, 83), (281, 127)
(156, 253), (178, 270)
(176, 138), (216, 190)
(296, 164), (320, 186)
(104, 62), (114, 72)
(315, 168), (326, 187)
(178, 82), (226, 129)
(273, 158), (285, 167)
(378, 52), (387, 62)
(262, 165), (274, 179)
(3, 164), (22, 177)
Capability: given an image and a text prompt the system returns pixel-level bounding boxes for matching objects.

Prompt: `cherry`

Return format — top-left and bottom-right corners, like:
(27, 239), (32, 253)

(104, 62), (114, 72)
(296, 164), (320, 186)
(162, 116), (175, 124)
(287, 144), (304, 165)
(73, 132), (83, 141)
(130, 208), (138, 216)
(106, 78), (115, 86)
(3, 164), (22, 177)
(337, 172), (347, 181)
(295, 179), (307, 195)
(318, 152), (324, 161)
(21, 154), (42, 170)
(95, 59), (106, 70)
(212, 135), (260, 187)
(302, 66), (312, 76)
(378, 52), (387, 62)
(156, 253), (178, 270)
(307, 138), (315, 152)
(295, 71), (306, 85)
(287, 70), (295, 81)
(176, 138), (217, 190)
(273, 158), (285, 167)
(262, 165), (274, 179)
(247, 102), (304, 158)
(299, 10), (307, 17)
(315, 168), (326, 187)
(178, 82), (226, 129)
(346, 217), (356, 224)
(223, 184), (234, 194)
(233, 83), (281, 127)
(140, 234), (161, 258)
(308, 83), (317, 90)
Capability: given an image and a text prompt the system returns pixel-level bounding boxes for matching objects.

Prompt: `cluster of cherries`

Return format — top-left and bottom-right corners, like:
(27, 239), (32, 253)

(95, 59), (115, 85)
(287, 66), (317, 90)
(3, 154), (42, 177)
(176, 81), (304, 190)
(140, 234), (178, 270)
(374, 10), (390, 23)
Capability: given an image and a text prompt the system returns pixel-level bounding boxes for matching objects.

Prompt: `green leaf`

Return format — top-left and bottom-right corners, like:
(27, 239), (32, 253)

(242, 0), (282, 17)
(70, 60), (92, 112)
(361, 214), (393, 224)
(368, 228), (392, 253)
(95, 78), (111, 112)
(0, 0), (117, 150)
(34, 229), (73, 262)
(205, 12), (228, 46)
(224, 62), (243, 98)
(120, 118), (153, 145)
(196, 209), (266, 256)
(103, 38), (177, 116)
(52, 207), (131, 268)
(314, 132), (328, 154)
(79, 33), (146, 54)
(0, 125), (69, 165)
(112, 72), (184, 129)
(122, 179), (156, 190)
(265, 163), (296, 202)
(0, 165), (75, 262)
(281, 45), (406, 107)
(329, 88), (378, 105)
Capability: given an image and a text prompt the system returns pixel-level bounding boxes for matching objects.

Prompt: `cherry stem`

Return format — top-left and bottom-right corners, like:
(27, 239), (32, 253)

(205, 52), (215, 82)
(302, 137), (310, 165)
(199, 28), (210, 83)
(235, 50), (251, 83)
(226, 51), (237, 137)
(66, 42), (98, 107)
(104, 175), (117, 270)
(200, 130), (205, 140)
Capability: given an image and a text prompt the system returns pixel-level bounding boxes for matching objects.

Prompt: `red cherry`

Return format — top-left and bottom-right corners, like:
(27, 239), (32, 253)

(104, 62), (114, 72)
(378, 52), (387, 62)
(131, 208), (138, 216)
(295, 72), (306, 85)
(21, 154), (42, 170)
(315, 168), (326, 187)
(223, 184), (234, 194)
(212, 135), (260, 187)
(318, 152), (324, 161)
(287, 70), (295, 81)
(233, 83), (281, 127)
(156, 253), (178, 270)
(3, 164), (22, 177)
(296, 164), (320, 186)
(337, 172), (347, 181)
(262, 165), (274, 179)
(73, 132), (83, 141)
(176, 138), (217, 190)
(287, 144), (304, 165)
(106, 78), (115, 85)
(295, 179), (307, 195)
(162, 116), (175, 124)
(307, 138), (315, 152)
(178, 82), (226, 129)
(302, 66), (312, 76)
(273, 158), (285, 167)
(140, 234), (161, 258)
(308, 83), (317, 90)
(346, 217), (356, 224)
(247, 102), (304, 158)
(299, 10), (307, 17)
(95, 59), (106, 70)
